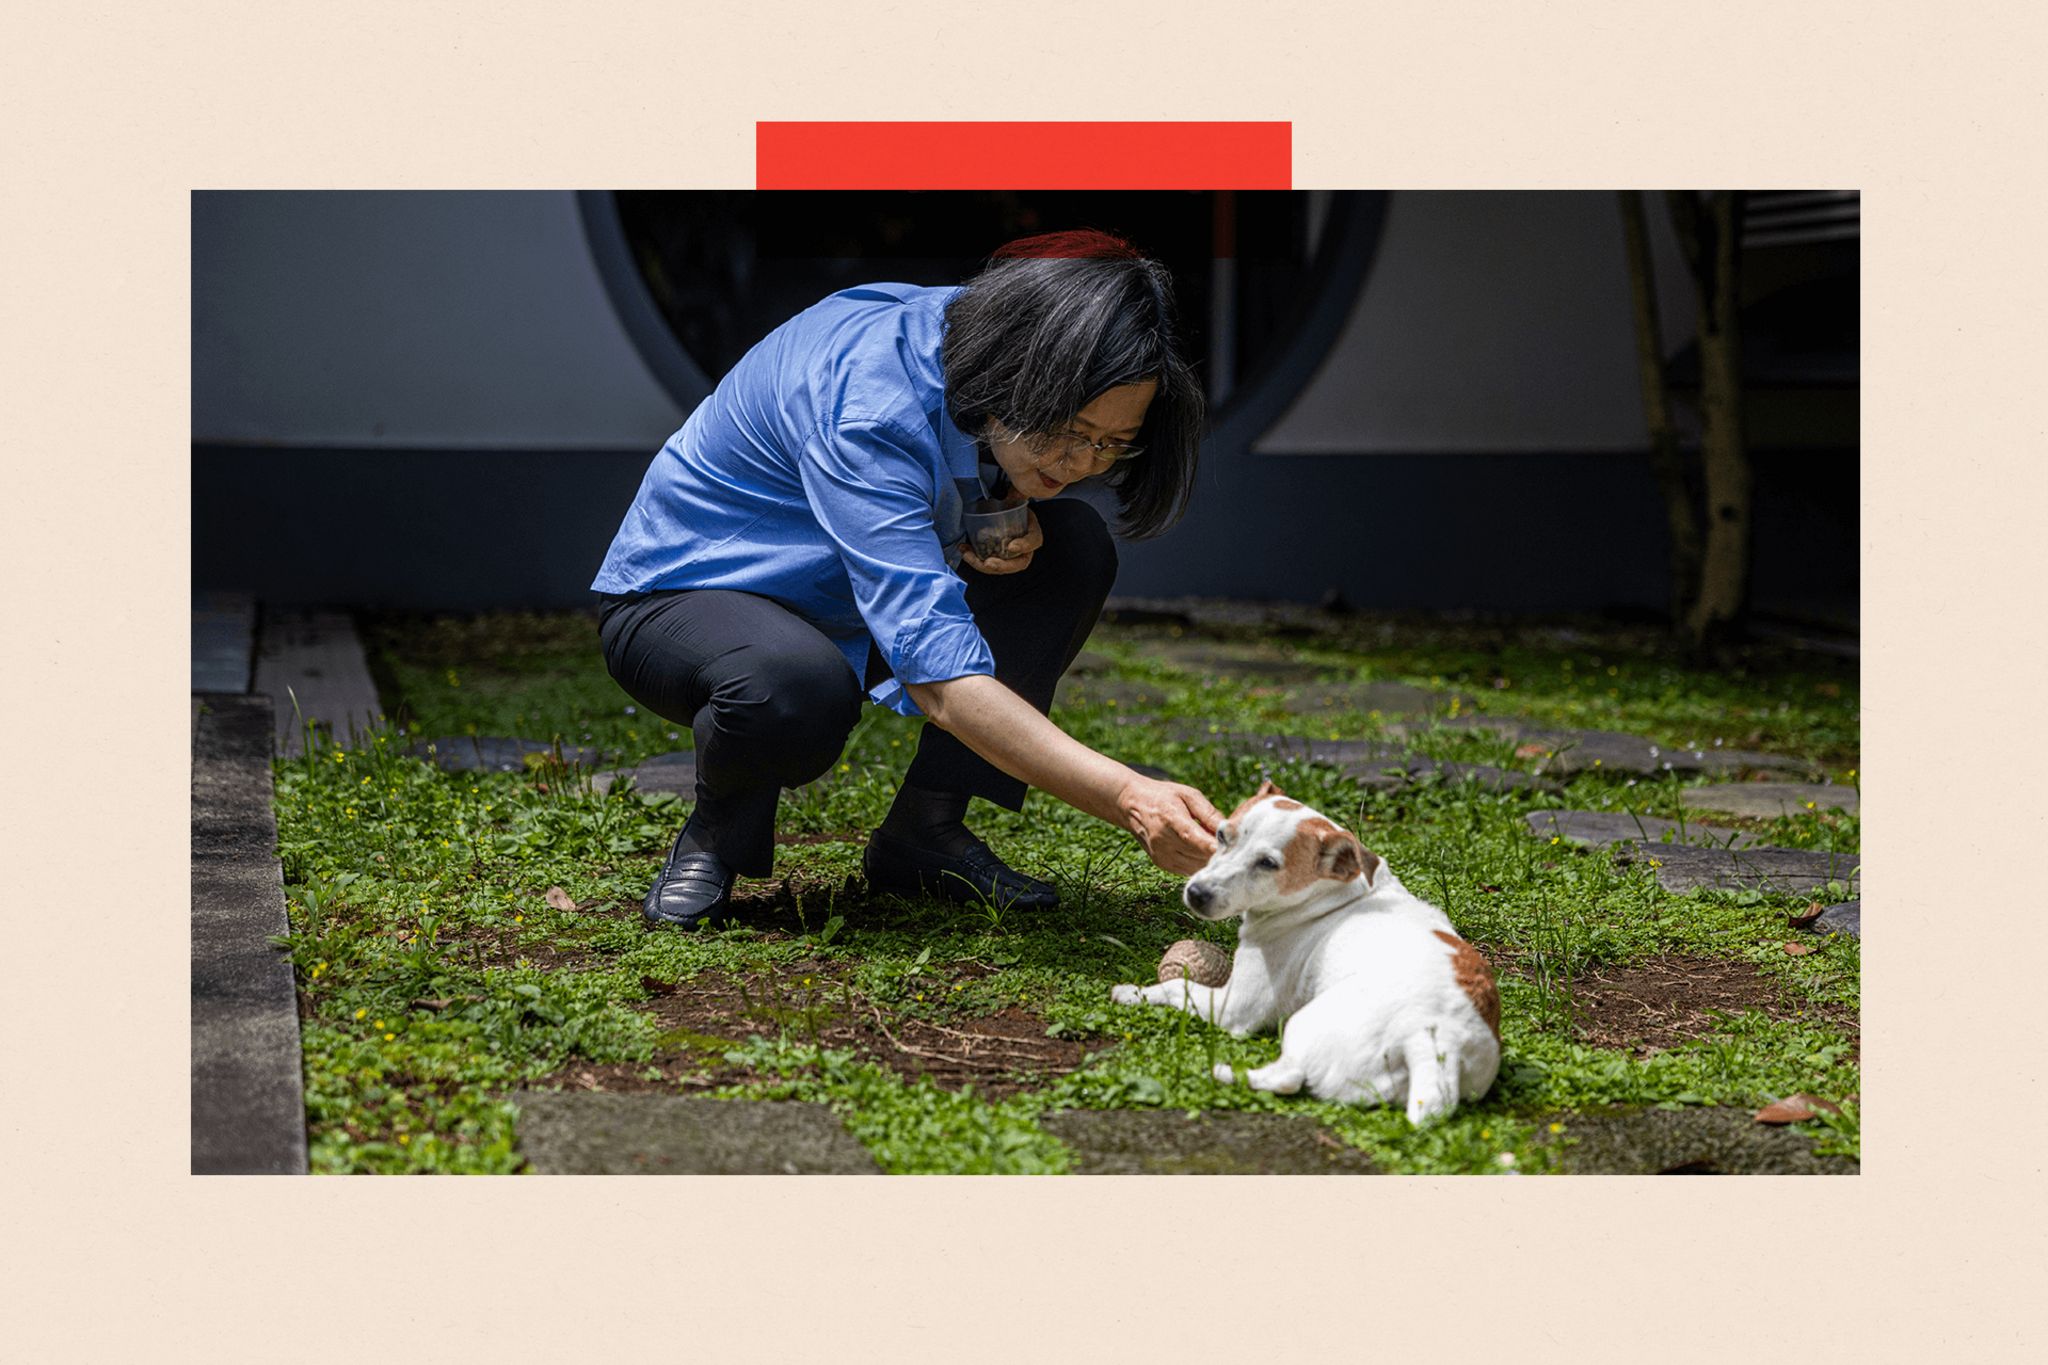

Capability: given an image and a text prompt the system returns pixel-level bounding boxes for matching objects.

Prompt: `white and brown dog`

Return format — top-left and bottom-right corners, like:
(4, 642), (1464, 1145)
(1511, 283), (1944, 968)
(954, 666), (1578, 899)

(1110, 781), (1501, 1124)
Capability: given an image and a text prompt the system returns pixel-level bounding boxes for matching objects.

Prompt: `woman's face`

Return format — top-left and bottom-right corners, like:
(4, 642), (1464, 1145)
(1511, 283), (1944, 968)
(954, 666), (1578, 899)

(986, 379), (1158, 499)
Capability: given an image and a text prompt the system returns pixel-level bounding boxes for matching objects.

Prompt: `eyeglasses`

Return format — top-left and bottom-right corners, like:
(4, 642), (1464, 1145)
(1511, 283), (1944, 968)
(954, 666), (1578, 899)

(996, 425), (1146, 475)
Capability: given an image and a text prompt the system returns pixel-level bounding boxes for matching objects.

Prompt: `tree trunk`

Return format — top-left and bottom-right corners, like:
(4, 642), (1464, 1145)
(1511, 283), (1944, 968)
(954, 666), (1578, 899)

(1616, 191), (1703, 625)
(1668, 190), (1752, 648)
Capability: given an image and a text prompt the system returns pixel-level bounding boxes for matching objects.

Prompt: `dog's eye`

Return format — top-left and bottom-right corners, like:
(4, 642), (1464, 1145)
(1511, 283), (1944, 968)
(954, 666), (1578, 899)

(1257, 853), (1282, 871)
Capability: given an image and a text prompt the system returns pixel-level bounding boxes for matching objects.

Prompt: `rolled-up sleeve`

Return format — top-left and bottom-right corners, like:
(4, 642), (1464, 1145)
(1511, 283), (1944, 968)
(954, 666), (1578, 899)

(797, 414), (994, 715)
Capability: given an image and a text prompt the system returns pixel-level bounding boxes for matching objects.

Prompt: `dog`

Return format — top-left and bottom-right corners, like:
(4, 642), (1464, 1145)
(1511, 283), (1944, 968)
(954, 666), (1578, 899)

(1109, 780), (1500, 1124)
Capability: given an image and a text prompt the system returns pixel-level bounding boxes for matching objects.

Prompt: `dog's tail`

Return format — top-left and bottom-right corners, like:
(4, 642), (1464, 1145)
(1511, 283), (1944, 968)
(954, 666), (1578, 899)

(1400, 1027), (1459, 1125)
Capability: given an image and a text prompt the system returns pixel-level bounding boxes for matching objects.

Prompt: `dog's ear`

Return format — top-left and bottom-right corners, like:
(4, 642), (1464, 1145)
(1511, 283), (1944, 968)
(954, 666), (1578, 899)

(1254, 778), (1285, 800)
(1319, 832), (1385, 888)
(1319, 829), (1366, 882)
(1357, 844), (1384, 890)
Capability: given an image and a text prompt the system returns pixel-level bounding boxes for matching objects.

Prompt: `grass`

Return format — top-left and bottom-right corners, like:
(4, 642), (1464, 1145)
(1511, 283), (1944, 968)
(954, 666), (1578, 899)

(276, 606), (1860, 1174)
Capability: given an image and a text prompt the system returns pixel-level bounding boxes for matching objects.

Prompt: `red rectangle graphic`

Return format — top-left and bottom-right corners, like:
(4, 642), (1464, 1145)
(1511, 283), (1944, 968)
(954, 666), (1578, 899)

(756, 122), (1291, 190)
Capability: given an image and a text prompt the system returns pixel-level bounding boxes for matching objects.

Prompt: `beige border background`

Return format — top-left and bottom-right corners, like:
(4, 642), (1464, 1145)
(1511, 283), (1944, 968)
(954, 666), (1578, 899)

(5, 0), (2040, 1357)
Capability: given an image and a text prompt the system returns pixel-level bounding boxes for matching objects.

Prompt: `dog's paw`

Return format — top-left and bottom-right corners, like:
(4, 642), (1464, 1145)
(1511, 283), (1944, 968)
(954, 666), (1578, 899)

(1212, 1063), (1239, 1085)
(1110, 983), (1145, 1006)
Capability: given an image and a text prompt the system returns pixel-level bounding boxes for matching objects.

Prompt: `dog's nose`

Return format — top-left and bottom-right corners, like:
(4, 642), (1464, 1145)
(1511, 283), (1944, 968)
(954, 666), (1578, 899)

(1184, 882), (1213, 911)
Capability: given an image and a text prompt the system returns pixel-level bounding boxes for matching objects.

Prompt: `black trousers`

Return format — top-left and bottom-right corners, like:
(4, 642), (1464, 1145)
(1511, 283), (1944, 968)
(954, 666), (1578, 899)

(596, 498), (1117, 876)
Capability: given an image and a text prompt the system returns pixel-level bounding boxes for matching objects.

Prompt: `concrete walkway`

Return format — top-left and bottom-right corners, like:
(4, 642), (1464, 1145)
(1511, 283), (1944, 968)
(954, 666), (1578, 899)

(252, 607), (384, 755)
(189, 595), (383, 1173)
(191, 693), (308, 1174)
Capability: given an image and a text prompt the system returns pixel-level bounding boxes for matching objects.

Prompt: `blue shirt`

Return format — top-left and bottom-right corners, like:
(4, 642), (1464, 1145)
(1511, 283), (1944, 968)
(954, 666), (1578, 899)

(592, 282), (995, 717)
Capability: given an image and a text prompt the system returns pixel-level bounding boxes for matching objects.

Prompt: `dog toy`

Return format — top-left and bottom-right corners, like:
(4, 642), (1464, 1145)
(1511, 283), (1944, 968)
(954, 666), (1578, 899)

(1157, 938), (1231, 987)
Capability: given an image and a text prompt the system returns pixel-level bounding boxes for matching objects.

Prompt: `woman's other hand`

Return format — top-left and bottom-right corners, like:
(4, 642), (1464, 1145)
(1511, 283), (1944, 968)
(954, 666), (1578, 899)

(1116, 774), (1224, 875)
(960, 507), (1044, 575)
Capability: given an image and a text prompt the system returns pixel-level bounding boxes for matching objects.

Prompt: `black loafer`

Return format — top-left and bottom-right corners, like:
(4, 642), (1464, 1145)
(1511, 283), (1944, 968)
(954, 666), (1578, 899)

(643, 841), (735, 929)
(861, 828), (1059, 910)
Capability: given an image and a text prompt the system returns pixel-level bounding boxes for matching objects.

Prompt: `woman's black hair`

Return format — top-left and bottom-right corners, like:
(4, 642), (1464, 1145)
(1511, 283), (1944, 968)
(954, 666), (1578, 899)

(941, 229), (1204, 540)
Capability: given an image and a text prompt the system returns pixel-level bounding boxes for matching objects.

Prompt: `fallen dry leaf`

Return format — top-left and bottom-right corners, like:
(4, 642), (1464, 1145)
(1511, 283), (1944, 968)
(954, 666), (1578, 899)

(1755, 1094), (1843, 1125)
(1782, 941), (1813, 956)
(544, 886), (576, 912)
(1789, 902), (1828, 928)
(1515, 743), (1552, 759)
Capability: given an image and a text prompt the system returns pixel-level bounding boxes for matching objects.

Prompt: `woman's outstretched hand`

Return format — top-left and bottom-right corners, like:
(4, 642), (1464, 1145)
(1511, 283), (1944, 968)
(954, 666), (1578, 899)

(1117, 774), (1224, 875)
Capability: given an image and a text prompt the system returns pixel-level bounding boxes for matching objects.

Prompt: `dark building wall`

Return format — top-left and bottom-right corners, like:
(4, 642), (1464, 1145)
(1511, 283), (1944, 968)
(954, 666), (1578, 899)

(192, 443), (1855, 620)
(191, 191), (693, 447)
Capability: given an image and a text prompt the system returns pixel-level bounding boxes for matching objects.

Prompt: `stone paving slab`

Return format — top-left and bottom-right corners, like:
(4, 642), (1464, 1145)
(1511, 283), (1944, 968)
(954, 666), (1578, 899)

(1121, 638), (1329, 683)
(514, 1092), (880, 1173)
(1809, 901), (1861, 937)
(1526, 810), (1760, 850)
(599, 749), (698, 797)
(1616, 842), (1860, 895)
(1278, 681), (1460, 717)
(1387, 717), (1815, 779)
(192, 693), (309, 1174)
(404, 735), (605, 772)
(1539, 1106), (1856, 1174)
(1513, 730), (1805, 779)
(1041, 1109), (1378, 1174)
(1052, 676), (1177, 710)
(1169, 727), (1560, 795)
(1681, 782), (1859, 818)
(252, 607), (384, 756)
(192, 590), (256, 693)
(1177, 728), (1408, 766)
(1391, 758), (1562, 794)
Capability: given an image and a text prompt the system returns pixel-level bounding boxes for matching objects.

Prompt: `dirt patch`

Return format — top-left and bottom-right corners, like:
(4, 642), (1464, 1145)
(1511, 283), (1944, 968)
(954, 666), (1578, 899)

(446, 909), (634, 973)
(544, 957), (1089, 1100)
(1564, 953), (1857, 1056)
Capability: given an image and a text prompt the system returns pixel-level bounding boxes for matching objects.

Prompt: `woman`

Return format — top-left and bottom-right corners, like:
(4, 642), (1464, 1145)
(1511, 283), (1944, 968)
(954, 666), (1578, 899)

(593, 228), (1223, 929)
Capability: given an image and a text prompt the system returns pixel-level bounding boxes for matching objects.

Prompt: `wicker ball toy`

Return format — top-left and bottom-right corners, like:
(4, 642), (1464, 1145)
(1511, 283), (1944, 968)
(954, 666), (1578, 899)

(1157, 939), (1232, 987)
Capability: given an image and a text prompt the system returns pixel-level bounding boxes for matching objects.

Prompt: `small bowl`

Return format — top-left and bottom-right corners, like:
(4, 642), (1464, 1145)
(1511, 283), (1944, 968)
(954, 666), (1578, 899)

(962, 496), (1030, 560)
